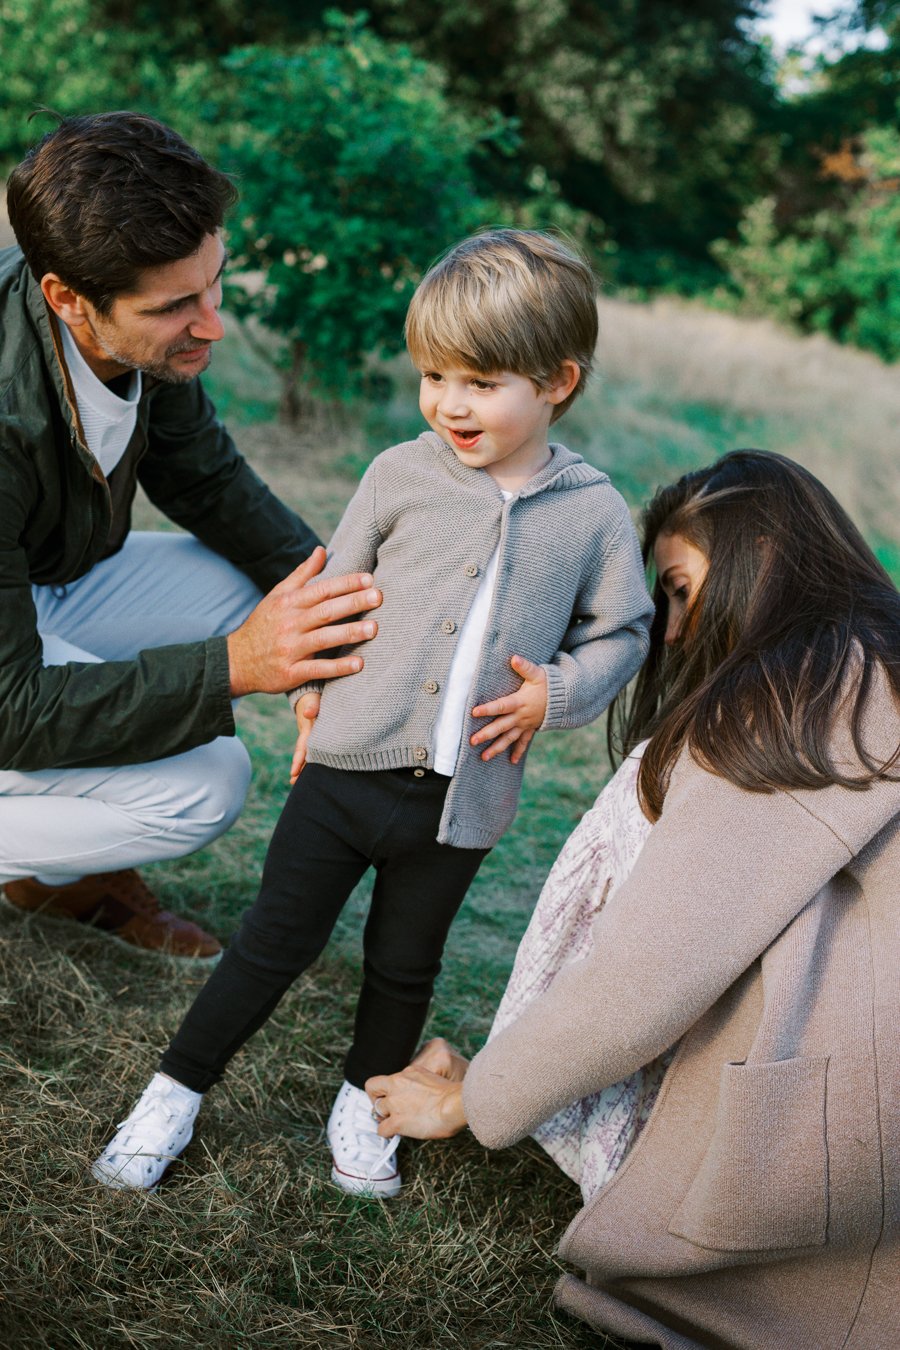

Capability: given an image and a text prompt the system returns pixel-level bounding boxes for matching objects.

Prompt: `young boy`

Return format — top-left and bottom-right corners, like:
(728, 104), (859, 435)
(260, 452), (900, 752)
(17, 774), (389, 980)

(92, 230), (654, 1197)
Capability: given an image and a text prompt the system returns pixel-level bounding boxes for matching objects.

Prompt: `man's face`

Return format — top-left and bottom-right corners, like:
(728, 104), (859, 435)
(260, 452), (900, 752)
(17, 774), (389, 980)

(78, 232), (227, 383)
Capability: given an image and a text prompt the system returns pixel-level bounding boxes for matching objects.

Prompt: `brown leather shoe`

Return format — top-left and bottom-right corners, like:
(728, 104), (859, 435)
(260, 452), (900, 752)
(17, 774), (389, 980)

(2, 869), (221, 959)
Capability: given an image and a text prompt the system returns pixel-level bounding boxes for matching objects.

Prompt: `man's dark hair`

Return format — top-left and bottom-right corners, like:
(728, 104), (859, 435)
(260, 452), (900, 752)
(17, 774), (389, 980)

(6, 111), (238, 313)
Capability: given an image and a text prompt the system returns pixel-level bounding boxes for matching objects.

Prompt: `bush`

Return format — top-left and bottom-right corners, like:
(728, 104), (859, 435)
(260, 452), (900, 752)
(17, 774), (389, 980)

(179, 13), (508, 418)
(712, 124), (900, 362)
(0, 0), (179, 167)
(833, 126), (900, 360)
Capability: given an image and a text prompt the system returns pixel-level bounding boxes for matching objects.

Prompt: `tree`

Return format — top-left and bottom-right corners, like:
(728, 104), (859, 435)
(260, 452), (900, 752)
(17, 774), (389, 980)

(766, 3), (900, 227)
(94, 0), (329, 58)
(6, 0), (785, 293)
(710, 4), (900, 360)
(179, 14), (506, 418)
(323, 0), (782, 280)
(712, 124), (900, 361)
(0, 0), (173, 165)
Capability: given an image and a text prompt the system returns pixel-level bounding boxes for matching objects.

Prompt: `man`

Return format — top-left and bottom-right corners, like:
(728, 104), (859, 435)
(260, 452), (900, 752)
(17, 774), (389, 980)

(0, 111), (380, 959)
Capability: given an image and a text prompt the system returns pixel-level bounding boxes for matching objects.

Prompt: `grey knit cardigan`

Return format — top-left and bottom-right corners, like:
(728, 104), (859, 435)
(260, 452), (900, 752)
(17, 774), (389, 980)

(292, 432), (653, 848)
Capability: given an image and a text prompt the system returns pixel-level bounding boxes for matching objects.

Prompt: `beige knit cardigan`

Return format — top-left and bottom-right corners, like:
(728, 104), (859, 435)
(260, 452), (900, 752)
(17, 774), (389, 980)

(463, 667), (900, 1349)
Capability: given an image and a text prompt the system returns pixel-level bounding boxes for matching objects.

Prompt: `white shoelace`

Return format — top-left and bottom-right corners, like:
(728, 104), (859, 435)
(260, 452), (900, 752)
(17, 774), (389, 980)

(114, 1082), (197, 1155)
(93, 1078), (201, 1190)
(341, 1095), (400, 1180)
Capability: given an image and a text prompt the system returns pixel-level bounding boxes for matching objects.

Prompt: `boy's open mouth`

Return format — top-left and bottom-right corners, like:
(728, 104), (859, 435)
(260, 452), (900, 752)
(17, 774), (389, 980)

(448, 428), (483, 450)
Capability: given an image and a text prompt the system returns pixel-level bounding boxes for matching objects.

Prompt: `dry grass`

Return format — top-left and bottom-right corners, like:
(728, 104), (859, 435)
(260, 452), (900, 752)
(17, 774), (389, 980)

(0, 907), (606, 1350)
(590, 295), (900, 544)
(1, 535), (613, 1346)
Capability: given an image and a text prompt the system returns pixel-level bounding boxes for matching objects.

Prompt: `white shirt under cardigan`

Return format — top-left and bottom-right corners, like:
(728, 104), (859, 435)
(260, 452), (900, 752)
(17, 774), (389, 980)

(432, 489), (512, 776)
(58, 321), (141, 476)
(291, 431), (654, 850)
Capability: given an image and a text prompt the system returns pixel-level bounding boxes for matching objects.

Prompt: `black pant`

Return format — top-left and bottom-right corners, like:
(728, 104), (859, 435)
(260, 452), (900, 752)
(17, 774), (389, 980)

(161, 764), (488, 1092)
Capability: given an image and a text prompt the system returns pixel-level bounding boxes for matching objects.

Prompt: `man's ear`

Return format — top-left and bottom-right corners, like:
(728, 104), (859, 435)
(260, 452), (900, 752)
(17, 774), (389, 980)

(40, 274), (90, 329)
(545, 359), (581, 406)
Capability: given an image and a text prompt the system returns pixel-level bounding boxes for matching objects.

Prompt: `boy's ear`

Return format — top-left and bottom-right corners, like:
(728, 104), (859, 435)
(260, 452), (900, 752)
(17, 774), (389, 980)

(545, 359), (581, 406)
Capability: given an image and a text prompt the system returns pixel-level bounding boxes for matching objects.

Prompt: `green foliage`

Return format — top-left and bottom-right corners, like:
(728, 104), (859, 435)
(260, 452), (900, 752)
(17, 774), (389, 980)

(712, 124), (900, 361)
(0, 0), (222, 165)
(178, 13), (504, 415)
(711, 197), (835, 323)
(3, 0), (896, 374)
(605, 247), (725, 297)
(0, 0), (175, 165)
(326, 0), (782, 263)
(834, 126), (900, 359)
(705, 5), (900, 360)
(766, 9), (900, 229)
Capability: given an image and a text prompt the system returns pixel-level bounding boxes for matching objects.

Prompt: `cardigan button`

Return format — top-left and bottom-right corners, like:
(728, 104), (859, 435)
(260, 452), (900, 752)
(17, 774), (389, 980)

(464, 563), (479, 577)
(423, 679), (439, 694)
(441, 619), (457, 634)
(413, 768), (426, 778)
(413, 746), (428, 761)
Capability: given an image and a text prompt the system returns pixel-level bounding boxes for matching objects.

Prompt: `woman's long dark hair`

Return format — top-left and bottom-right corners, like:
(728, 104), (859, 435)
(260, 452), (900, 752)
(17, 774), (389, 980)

(608, 450), (900, 821)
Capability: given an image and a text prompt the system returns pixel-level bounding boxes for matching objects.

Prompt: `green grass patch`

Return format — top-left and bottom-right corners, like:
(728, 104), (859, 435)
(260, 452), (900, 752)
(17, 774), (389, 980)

(873, 535), (900, 586)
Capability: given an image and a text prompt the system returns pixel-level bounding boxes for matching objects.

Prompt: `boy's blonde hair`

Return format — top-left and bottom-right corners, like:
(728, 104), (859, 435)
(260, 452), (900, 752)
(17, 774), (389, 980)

(405, 229), (598, 421)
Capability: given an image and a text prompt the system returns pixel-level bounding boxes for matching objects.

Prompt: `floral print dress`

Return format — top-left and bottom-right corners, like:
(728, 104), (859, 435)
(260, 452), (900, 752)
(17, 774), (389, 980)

(489, 744), (674, 1202)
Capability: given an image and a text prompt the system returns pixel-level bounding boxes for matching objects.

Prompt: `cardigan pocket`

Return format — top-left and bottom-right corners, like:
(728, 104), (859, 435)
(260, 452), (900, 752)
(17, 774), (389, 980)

(667, 1056), (829, 1252)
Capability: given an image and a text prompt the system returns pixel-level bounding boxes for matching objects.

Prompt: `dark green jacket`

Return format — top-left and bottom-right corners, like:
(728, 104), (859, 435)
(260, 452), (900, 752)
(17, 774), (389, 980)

(0, 246), (321, 772)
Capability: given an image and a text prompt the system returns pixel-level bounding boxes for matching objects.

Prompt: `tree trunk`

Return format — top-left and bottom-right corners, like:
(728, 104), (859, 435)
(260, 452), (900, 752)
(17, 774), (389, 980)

(279, 339), (309, 424)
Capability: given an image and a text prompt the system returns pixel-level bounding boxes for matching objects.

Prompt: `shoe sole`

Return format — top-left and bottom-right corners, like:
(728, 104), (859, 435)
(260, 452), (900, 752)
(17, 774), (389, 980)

(90, 1160), (161, 1192)
(330, 1164), (402, 1199)
(0, 895), (222, 965)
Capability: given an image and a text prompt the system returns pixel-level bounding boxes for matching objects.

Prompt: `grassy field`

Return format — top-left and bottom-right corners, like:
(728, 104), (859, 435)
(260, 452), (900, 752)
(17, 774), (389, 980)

(2, 300), (898, 1348)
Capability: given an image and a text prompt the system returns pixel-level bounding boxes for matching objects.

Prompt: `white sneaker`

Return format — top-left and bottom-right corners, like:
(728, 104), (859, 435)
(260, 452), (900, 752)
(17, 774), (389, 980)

(91, 1073), (202, 1190)
(327, 1081), (401, 1198)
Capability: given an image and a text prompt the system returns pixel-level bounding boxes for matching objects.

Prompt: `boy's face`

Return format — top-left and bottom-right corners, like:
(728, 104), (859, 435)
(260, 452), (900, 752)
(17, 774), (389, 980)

(417, 363), (574, 488)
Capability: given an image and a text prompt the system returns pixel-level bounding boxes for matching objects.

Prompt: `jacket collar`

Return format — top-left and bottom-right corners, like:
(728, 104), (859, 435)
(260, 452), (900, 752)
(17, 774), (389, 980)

(21, 260), (91, 435)
(22, 258), (159, 483)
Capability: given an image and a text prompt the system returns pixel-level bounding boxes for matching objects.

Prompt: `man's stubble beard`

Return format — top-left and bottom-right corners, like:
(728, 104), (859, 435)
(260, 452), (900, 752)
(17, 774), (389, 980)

(91, 320), (211, 385)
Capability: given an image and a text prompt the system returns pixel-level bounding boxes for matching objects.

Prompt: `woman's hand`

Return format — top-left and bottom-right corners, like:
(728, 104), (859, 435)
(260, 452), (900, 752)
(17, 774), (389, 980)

(411, 1037), (470, 1082)
(365, 1065), (468, 1140)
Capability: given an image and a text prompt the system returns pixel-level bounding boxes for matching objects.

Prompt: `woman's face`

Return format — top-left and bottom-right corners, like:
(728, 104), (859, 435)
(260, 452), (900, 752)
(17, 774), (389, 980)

(653, 532), (710, 644)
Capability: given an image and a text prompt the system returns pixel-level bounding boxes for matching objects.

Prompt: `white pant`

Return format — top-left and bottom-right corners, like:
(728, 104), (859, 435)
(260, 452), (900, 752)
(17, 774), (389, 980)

(0, 533), (263, 884)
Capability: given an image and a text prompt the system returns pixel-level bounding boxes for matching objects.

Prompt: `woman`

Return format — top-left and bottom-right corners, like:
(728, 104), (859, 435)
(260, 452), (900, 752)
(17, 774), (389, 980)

(367, 451), (900, 1350)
